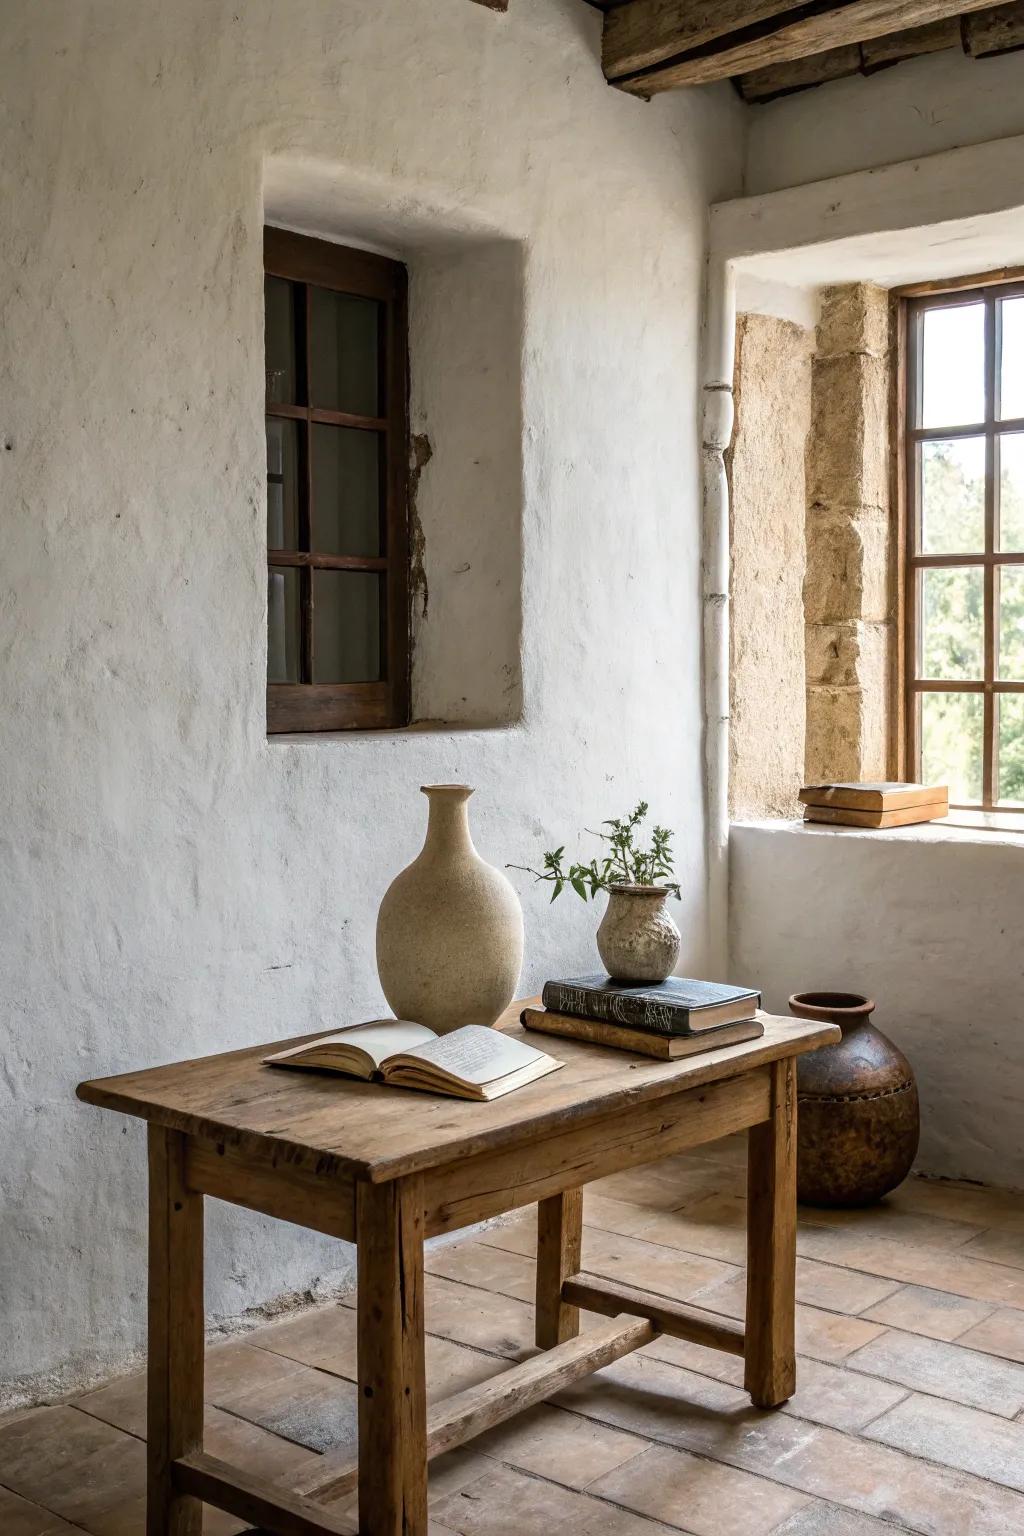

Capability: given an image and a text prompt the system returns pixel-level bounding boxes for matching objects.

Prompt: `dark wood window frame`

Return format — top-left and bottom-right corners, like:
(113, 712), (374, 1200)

(264, 227), (410, 733)
(899, 269), (1024, 812)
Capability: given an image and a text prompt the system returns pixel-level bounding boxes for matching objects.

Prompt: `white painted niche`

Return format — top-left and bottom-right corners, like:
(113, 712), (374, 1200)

(265, 157), (524, 729)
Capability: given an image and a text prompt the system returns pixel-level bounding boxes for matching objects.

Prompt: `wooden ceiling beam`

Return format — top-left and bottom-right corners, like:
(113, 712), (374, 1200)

(607, 0), (1004, 96)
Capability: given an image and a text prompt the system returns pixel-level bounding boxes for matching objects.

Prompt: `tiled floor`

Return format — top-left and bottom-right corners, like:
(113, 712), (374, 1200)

(4, 1134), (1024, 1535)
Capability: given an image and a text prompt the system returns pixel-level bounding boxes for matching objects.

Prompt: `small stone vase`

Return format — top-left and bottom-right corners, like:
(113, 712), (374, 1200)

(376, 784), (524, 1033)
(596, 884), (681, 983)
(789, 991), (920, 1208)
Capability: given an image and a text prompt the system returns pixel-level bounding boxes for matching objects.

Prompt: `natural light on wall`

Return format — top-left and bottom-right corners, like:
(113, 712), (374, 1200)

(907, 286), (1024, 811)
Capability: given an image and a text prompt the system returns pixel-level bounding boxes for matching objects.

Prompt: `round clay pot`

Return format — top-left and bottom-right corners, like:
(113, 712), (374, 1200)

(788, 991), (919, 1208)
(596, 884), (681, 983)
(376, 785), (524, 1033)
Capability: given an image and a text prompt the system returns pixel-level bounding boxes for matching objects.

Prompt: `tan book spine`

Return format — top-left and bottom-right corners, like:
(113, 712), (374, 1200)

(803, 801), (948, 828)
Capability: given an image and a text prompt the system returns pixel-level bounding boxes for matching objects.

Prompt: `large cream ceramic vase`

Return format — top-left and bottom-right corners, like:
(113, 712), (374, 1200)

(376, 785), (524, 1033)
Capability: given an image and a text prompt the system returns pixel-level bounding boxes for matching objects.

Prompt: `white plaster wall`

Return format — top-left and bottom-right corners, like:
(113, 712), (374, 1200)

(730, 823), (1024, 1190)
(746, 46), (1024, 196)
(0, 0), (744, 1402)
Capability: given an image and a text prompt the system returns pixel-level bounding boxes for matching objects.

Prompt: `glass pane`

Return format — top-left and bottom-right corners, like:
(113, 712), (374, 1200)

(920, 566), (984, 680)
(312, 570), (381, 683)
(309, 288), (380, 416)
(265, 277), (298, 405)
(311, 425), (381, 557)
(1000, 296), (1024, 421)
(266, 418), (301, 550)
(920, 302), (985, 428)
(919, 437), (985, 553)
(268, 567), (301, 683)
(920, 691), (983, 804)
(999, 432), (1024, 553)
(998, 566), (1024, 680)
(997, 694), (1024, 805)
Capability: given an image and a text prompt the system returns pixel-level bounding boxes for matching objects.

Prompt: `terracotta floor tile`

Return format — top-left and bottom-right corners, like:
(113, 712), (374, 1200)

(587, 1160), (729, 1209)
(582, 1190), (675, 1238)
(472, 1402), (648, 1487)
(957, 1305), (1024, 1364)
(772, 1503), (918, 1535)
(796, 1201), (985, 1252)
(686, 1271), (889, 1360)
(888, 1177), (1024, 1233)
(845, 1328), (1024, 1417)
(589, 1441), (810, 1535)
(252, 1304), (361, 1376)
(960, 1226), (1024, 1270)
(648, 1336), (907, 1432)
(864, 1391), (1024, 1491)
(0, 1407), (147, 1533)
(432, 1462), (688, 1536)
(861, 1283), (996, 1342)
(213, 1359), (359, 1453)
(796, 1224), (1024, 1308)
(630, 1194), (747, 1264)
(421, 1274), (535, 1358)
(328, 1446), (495, 1524)
(426, 1239), (537, 1303)
(580, 1224), (737, 1301)
(0, 1485), (82, 1536)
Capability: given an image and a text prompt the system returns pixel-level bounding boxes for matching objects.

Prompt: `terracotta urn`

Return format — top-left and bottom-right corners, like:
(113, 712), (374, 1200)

(789, 991), (919, 1208)
(376, 784), (524, 1033)
(596, 883), (681, 983)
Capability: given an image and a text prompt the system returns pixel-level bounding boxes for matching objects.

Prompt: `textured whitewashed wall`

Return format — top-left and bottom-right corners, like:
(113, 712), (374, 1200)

(731, 823), (1024, 1190)
(0, 0), (743, 1402)
(746, 45), (1024, 195)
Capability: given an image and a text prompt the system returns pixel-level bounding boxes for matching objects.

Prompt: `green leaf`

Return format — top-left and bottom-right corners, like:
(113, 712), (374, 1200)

(571, 876), (587, 900)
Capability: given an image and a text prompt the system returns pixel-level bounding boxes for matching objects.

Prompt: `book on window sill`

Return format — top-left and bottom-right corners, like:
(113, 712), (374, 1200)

(802, 802), (948, 829)
(521, 1007), (764, 1059)
(263, 1020), (561, 1101)
(799, 781), (948, 813)
(540, 974), (760, 1035)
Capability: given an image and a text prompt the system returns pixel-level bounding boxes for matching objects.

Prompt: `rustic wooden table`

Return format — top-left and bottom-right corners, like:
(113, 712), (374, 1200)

(77, 999), (838, 1536)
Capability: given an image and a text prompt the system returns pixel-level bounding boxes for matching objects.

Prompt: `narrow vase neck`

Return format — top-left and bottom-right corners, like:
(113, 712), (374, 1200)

(422, 785), (475, 858)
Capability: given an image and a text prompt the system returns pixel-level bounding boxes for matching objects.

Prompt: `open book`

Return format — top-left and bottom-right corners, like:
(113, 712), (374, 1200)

(263, 1020), (562, 1102)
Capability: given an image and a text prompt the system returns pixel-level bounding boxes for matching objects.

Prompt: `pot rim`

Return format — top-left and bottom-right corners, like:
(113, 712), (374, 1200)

(789, 990), (875, 1020)
(606, 882), (672, 897)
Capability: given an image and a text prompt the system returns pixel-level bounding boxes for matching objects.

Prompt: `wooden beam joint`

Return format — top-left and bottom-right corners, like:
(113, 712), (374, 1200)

(562, 1273), (746, 1356)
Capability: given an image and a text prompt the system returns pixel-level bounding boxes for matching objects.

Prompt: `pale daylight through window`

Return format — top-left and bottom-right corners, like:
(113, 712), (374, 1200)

(905, 284), (1024, 809)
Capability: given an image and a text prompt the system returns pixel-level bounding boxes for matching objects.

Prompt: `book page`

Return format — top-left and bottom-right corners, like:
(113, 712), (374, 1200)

(389, 1025), (550, 1086)
(265, 1020), (435, 1069)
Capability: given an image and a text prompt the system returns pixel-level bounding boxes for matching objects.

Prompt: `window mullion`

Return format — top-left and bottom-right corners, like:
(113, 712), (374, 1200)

(983, 294), (998, 806)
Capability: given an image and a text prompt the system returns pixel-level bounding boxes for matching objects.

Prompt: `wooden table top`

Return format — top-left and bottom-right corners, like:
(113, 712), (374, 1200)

(76, 1000), (839, 1182)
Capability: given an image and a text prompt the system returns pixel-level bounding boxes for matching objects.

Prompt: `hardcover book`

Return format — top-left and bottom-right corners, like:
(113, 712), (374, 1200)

(803, 803), (947, 829)
(264, 1020), (561, 1101)
(539, 975), (760, 1036)
(799, 781), (948, 813)
(521, 1007), (764, 1059)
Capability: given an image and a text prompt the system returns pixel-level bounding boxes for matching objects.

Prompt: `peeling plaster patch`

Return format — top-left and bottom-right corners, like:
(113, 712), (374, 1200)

(409, 432), (432, 621)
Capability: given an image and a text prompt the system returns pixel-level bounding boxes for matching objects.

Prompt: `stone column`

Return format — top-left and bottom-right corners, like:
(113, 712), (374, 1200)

(805, 284), (893, 783)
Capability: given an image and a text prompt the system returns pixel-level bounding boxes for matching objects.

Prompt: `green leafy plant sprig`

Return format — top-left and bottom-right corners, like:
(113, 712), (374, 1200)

(508, 801), (680, 903)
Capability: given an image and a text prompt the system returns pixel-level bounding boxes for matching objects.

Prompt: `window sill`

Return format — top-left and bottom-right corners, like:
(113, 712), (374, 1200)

(267, 718), (522, 745)
(732, 815), (1024, 848)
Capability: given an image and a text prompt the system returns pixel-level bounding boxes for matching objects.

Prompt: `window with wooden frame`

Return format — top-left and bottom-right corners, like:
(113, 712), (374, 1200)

(264, 228), (409, 733)
(902, 277), (1024, 810)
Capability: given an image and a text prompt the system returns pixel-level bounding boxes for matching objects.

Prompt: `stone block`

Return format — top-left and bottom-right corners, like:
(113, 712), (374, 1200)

(808, 352), (890, 509)
(817, 282), (890, 359)
(805, 684), (864, 782)
(804, 510), (891, 624)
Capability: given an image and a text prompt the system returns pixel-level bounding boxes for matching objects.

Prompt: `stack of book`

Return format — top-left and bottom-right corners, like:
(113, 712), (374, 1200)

(799, 781), (948, 829)
(521, 974), (763, 1060)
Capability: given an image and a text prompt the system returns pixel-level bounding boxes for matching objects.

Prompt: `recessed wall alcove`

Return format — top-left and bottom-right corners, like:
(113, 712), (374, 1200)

(264, 156), (525, 729)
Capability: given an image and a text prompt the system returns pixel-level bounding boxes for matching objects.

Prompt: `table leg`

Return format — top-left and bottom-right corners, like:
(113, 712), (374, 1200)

(147, 1126), (204, 1536)
(535, 1189), (583, 1348)
(744, 1058), (797, 1408)
(357, 1175), (428, 1536)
